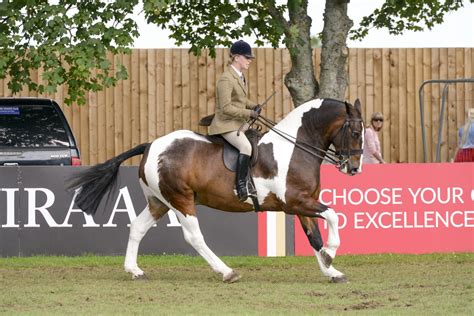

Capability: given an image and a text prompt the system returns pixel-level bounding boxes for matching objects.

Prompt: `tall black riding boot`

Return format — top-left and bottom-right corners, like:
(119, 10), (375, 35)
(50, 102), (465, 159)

(236, 154), (251, 201)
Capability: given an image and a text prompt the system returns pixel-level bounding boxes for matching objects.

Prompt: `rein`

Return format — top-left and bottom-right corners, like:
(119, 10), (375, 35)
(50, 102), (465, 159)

(252, 115), (361, 170)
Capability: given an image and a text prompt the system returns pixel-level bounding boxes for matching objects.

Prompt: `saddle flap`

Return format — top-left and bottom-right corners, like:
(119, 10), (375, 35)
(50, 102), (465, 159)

(206, 129), (261, 172)
(199, 114), (215, 126)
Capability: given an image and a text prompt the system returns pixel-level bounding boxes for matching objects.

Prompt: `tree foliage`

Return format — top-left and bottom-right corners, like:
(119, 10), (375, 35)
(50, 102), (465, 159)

(351, 0), (465, 39)
(144, 0), (288, 57)
(0, 0), (139, 105)
(0, 0), (468, 105)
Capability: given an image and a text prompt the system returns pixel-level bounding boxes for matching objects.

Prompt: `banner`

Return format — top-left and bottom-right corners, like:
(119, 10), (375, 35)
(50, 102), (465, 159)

(1, 163), (472, 257)
(0, 166), (258, 257)
(295, 163), (474, 255)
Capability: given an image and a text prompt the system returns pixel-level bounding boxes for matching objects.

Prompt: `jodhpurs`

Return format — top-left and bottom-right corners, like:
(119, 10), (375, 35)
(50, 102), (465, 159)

(222, 130), (252, 156)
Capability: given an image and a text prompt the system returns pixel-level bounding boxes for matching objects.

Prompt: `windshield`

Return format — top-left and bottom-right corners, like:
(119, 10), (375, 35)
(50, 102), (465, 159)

(0, 104), (70, 148)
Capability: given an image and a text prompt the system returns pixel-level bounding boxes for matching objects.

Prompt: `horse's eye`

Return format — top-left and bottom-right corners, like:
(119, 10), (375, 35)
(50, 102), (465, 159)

(352, 131), (360, 138)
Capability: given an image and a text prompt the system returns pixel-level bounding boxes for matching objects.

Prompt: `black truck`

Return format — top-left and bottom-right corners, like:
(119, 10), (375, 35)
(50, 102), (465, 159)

(0, 98), (81, 166)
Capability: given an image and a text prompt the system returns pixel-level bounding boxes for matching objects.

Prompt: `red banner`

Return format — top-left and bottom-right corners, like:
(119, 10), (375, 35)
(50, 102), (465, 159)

(295, 163), (474, 255)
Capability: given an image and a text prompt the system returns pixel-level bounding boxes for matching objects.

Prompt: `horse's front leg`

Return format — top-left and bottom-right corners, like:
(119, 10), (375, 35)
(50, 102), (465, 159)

(296, 206), (347, 283)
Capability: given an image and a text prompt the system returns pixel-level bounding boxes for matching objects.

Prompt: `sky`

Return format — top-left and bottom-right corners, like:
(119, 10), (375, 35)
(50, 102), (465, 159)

(133, 0), (473, 48)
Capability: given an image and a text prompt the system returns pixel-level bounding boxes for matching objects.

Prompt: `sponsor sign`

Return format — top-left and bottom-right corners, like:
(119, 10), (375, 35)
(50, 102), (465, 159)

(0, 166), (258, 256)
(2, 163), (471, 257)
(295, 163), (474, 255)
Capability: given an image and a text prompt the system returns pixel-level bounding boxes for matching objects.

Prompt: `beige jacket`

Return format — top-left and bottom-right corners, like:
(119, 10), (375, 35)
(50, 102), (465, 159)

(208, 66), (257, 135)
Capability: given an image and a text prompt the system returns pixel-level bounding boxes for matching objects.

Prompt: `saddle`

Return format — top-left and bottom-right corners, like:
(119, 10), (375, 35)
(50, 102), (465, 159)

(204, 128), (262, 212)
(205, 128), (261, 172)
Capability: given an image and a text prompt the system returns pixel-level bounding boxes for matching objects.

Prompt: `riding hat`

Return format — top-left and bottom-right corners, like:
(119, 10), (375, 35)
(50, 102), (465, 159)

(230, 40), (254, 59)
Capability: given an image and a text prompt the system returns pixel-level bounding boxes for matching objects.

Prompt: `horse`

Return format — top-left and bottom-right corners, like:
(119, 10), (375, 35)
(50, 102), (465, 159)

(68, 98), (364, 283)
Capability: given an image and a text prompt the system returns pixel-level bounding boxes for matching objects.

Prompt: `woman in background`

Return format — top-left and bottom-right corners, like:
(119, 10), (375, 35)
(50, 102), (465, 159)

(363, 112), (385, 164)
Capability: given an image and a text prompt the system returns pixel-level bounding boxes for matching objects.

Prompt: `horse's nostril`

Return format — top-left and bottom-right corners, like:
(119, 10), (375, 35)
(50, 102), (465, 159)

(351, 168), (359, 174)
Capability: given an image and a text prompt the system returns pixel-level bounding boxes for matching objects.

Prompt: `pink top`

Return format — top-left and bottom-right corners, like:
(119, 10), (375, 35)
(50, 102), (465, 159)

(363, 127), (382, 164)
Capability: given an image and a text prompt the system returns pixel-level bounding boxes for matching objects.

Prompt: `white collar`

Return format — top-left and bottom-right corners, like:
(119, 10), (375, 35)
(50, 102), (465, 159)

(230, 65), (243, 78)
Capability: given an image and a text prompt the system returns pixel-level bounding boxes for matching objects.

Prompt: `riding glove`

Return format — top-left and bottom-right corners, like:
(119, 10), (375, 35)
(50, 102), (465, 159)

(252, 105), (262, 115)
(250, 110), (259, 119)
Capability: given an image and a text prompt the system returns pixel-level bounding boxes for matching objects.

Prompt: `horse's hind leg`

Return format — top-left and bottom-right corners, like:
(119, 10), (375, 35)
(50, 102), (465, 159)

(173, 210), (241, 283)
(124, 196), (167, 280)
(298, 211), (347, 283)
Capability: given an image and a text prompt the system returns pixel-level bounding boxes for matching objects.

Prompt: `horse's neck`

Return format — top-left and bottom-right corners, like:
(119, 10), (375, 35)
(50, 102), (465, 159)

(256, 100), (327, 178)
(259, 99), (327, 146)
(259, 99), (336, 150)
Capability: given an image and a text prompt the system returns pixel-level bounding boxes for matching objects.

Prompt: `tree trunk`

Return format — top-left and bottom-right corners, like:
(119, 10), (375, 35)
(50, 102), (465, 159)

(284, 0), (318, 107)
(319, 0), (353, 100)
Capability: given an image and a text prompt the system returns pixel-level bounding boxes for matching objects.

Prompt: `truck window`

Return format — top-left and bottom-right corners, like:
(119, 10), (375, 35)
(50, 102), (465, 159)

(0, 105), (69, 148)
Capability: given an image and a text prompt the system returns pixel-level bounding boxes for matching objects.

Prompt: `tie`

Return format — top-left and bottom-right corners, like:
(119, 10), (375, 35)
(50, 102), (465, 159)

(240, 74), (246, 85)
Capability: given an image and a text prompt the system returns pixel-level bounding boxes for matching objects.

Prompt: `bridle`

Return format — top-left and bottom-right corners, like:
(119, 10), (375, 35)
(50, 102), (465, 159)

(331, 118), (364, 171)
(252, 115), (364, 171)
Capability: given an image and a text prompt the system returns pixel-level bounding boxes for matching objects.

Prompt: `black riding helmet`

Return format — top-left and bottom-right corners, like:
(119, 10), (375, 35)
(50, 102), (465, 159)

(230, 40), (255, 59)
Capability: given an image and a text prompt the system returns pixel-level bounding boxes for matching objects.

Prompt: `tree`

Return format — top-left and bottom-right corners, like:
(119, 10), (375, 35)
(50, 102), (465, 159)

(0, 0), (139, 105)
(0, 0), (466, 106)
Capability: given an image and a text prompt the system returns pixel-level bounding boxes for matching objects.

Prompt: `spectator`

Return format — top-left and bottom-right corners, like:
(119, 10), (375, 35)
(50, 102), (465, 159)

(454, 108), (474, 162)
(363, 112), (385, 164)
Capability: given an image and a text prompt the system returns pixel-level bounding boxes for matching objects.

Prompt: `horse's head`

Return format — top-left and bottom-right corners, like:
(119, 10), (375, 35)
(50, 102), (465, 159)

(330, 99), (364, 175)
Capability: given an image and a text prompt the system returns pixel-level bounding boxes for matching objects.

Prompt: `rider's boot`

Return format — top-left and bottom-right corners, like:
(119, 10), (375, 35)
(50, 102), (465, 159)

(236, 154), (255, 201)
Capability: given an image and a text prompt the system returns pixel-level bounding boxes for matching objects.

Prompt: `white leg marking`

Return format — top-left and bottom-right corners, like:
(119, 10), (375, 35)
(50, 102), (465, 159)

(319, 208), (340, 258)
(314, 249), (344, 278)
(315, 208), (344, 278)
(124, 205), (157, 278)
(174, 211), (233, 279)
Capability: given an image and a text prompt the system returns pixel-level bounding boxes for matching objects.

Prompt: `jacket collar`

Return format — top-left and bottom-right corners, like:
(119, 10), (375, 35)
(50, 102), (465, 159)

(228, 66), (247, 95)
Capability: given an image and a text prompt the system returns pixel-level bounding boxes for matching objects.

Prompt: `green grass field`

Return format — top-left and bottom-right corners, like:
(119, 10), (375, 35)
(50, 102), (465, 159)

(0, 253), (472, 315)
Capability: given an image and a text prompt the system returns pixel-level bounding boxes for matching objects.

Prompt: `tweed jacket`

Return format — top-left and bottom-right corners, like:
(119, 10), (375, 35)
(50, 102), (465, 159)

(208, 66), (257, 135)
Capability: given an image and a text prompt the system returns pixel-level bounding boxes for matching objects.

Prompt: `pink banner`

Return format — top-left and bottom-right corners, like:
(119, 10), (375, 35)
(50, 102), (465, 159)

(295, 163), (474, 255)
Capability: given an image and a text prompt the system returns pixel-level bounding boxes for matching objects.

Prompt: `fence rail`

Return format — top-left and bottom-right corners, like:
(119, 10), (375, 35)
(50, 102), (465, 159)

(1, 48), (472, 165)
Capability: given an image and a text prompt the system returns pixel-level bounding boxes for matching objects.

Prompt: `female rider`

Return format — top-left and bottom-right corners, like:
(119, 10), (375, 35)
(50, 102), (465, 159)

(208, 40), (259, 201)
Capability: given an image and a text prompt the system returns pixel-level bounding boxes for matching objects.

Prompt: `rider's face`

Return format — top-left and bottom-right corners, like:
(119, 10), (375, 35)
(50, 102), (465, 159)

(235, 55), (253, 71)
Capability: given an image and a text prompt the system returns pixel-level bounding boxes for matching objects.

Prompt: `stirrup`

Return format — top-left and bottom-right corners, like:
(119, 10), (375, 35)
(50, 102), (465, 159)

(247, 177), (257, 196)
(237, 180), (260, 212)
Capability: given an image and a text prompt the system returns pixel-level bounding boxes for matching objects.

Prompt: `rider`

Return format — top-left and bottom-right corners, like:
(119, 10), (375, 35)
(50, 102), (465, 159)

(208, 40), (260, 201)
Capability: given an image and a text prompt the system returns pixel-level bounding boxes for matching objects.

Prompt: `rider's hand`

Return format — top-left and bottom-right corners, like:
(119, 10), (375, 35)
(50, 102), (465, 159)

(252, 105), (262, 115)
(250, 110), (259, 119)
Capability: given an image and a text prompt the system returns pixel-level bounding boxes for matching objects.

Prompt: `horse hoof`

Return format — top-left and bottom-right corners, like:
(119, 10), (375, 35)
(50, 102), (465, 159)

(133, 274), (148, 281)
(223, 271), (241, 283)
(330, 275), (348, 284)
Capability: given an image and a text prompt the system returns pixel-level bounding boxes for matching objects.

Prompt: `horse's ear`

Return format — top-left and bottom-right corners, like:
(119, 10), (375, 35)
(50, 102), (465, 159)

(344, 101), (351, 115)
(354, 98), (361, 113)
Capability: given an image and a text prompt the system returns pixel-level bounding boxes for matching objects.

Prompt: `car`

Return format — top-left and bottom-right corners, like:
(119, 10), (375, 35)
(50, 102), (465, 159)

(0, 97), (81, 166)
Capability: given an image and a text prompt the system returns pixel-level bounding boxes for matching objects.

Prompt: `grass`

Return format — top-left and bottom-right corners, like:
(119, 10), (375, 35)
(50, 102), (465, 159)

(0, 253), (473, 315)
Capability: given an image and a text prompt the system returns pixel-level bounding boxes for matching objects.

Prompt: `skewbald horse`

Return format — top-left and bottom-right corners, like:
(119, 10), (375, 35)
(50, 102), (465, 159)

(68, 98), (364, 283)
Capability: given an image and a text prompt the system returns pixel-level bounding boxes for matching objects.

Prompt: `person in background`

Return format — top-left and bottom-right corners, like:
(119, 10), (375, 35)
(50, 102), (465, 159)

(208, 40), (259, 201)
(363, 112), (385, 164)
(454, 108), (474, 162)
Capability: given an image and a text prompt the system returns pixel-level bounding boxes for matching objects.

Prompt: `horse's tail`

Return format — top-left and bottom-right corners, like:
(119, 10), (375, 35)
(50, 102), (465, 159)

(67, 143), (151, 216)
